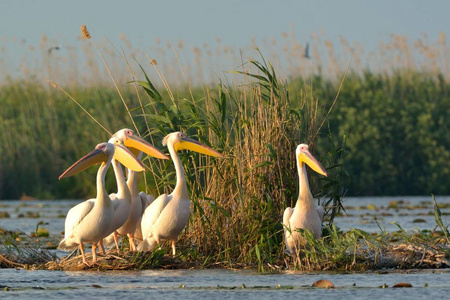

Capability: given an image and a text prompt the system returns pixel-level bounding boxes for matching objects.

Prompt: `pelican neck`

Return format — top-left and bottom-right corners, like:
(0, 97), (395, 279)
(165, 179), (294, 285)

(295, 160), (313, 209)
(112, 158), (131, 201)
(168, 142), (189, 199)
(96, 159), (112, 207)
(127, 151), (143, 198)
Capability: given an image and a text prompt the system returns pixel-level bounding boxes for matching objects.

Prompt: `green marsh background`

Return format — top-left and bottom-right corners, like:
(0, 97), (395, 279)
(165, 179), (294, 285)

(1, 32), (449, 200)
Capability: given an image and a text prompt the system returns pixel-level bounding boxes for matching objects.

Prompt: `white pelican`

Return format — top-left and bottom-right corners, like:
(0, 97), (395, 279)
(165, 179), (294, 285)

(283, 143), (328, 255)
(103, 129), (168, 251)
(101, 137), (133, 252)
(138, 131), (223, 255)
(58, 141), (145, 265)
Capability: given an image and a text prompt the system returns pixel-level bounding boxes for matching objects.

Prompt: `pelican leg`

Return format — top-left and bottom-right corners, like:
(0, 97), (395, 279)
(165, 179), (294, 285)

(79, 243), (89, 266)
(97, 240), (106, 255)
(113, 232), (120, 253)
(92, 243), (98, 263)
(171, 239), (176, 257)
(127, 233), (137, 252)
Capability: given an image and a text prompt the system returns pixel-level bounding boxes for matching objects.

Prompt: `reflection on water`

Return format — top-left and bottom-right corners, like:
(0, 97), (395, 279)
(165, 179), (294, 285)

(1, 196), (450, 298)
(1, 268), (450, 299)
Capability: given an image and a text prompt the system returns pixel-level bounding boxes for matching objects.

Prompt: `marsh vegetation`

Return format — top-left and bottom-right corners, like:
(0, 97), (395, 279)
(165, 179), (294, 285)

(0, 28), (449, 270)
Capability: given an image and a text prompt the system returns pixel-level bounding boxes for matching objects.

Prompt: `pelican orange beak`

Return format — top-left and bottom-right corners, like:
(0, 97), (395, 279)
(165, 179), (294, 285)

(175, 136), (224, 158)
(59, 141), (147, 180)
(113, 142), (146, 172)
(123, 134), (169, 160)
(59, 146), (109, 180)
(299, 148), (328, 177)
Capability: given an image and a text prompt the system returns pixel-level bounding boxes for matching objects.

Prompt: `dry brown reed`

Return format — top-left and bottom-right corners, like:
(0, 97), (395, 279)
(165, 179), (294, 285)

(2, 30), (449, 90)
(80, 24), (91, 40)
(184, 86), (301, 262)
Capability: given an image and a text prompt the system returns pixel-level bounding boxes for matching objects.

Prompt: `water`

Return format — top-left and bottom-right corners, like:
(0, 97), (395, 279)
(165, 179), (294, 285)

(1, 268), (450, 299)
(334, 195), (450, 233)
(1, 196), (449, 236)
(1, 196), (450, 299)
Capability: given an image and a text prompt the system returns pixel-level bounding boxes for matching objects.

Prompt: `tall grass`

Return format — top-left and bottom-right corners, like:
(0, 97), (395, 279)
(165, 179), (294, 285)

(2, 30), (450, 87)
(117, 47), (345, 266)
(0, 80), (138, 199)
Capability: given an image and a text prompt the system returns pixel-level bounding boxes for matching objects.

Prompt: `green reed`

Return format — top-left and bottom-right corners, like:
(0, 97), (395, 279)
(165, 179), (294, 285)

(0, 80), (139, 199)
(124, 49), (346, 267)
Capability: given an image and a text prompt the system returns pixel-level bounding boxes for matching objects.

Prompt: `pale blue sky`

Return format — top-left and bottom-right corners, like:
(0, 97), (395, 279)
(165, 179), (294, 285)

(1, 1), (447, 48)
(1, 0), (449, 81)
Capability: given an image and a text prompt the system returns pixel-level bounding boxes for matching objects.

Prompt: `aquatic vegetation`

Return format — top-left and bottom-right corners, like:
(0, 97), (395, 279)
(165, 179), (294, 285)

(0, 212), (10, 218)
(0, 226), (56, 268)
(433, 194), (450, 243)
(284, 225), (449, 271)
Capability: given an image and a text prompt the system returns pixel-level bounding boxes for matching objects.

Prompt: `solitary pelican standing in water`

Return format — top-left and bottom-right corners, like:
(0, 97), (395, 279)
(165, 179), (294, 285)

(138, 132), (223, 255)
(103, 129), (169, 251)
(58, 142), (145, 265)
(283, 143), (328, 255)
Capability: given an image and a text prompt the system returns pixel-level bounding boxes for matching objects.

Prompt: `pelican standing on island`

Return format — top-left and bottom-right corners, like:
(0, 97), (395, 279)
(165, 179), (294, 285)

(283, 143), (328, 255)
(103, 129), (169, 251)
(58, 141), (145, 265)
(129, 159), (156, 243)
(99, 137), (134, 252)
(138, 132), (223, 255)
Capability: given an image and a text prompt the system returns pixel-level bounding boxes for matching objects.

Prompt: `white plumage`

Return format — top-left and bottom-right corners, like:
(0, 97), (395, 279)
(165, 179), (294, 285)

(58, 141), (145, 265)
(103, 129), (168, 251)
(138, 131), (223, 255)
(283, 143), (328, 255)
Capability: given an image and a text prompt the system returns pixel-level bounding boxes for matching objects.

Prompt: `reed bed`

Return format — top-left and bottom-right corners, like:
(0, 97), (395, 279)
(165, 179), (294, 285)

(2, 223), (449, 271)
(0, 227), (57, 268)
(1, 29), (449, 198)
(2, 30), (450, 86)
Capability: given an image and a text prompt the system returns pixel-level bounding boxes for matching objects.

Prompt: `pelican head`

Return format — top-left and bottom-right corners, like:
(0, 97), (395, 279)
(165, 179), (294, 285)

(163, 131), (224, 158)
(109, 137), (147, 171)
(59, 141), (145, 180)
(111, 128), (169, 160)
(296, 144), (328, 177)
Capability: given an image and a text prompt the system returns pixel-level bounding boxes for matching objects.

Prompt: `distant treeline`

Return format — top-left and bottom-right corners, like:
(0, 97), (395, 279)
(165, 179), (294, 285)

(295, 70), (450, 196)
(0, 69), (449, 199)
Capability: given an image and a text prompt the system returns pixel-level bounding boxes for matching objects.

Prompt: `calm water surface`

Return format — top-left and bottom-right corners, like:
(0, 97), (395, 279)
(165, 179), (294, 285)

(1, 196), (450, 299)
(1, 268), (450, 299)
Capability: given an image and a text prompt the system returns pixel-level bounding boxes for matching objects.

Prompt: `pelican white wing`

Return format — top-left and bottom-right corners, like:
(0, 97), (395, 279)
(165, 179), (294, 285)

(59, 199), (95, 249)
(140, 193), (172, 239)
